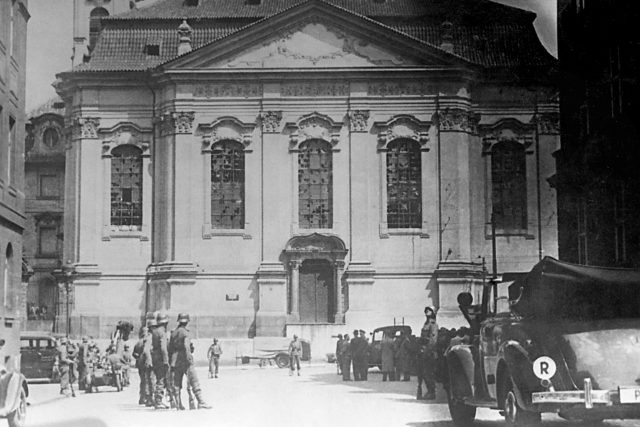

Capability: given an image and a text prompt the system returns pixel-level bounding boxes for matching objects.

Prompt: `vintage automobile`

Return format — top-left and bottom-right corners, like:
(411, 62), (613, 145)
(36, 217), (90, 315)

(19, 332), (58, 383)
(445, 256), (640, 426)
(368, 325), (412, 369)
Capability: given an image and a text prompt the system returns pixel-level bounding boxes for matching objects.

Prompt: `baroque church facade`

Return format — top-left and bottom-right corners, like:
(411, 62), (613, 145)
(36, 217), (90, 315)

(56, 0), (559, 351)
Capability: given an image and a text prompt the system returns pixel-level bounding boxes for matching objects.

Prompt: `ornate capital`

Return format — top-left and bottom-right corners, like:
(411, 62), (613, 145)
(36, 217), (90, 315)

(197, 117), (255, 152)
(433, 108), (480, 134)
(260, 111), (282, 134)
(375, 115), (431, 151)
(479, 118), (535, 154)
(287, 112), (343, 150)
(72, 116), (100, 139)
(100, 122), (152, 158)
(534, 112), (560, 135)
(349, 110), (370, 133)
(159, 111), (195, 136)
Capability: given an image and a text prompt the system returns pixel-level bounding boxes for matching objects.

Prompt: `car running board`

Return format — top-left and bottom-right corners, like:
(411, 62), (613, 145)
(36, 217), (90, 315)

(463, 398), (499, 408)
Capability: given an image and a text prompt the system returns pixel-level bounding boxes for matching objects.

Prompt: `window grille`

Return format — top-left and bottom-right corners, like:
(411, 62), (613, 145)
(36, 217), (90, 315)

(298, 139), (332, 229)
(491, 141), (527, 230)
(386, 139), (422, 228)
(110, 145), (143, 229)
(211, 141), (245, 229)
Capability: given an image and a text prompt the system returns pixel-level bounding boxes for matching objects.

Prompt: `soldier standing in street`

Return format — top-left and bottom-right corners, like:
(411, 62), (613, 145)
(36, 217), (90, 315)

(169, 313), (211, 410)
(133, 326), (151, 405)
(335, 334), (343, 375)
(151, 312), (170, 409)
(359, 329), (369, 381)
(77, 336), (90, 391)
(207, 338), (222, 379)
(288, 334), (302, 376)
(420, 306), (439, 400)
(340, 333), (351, 381)
(56, 337), (76, 397)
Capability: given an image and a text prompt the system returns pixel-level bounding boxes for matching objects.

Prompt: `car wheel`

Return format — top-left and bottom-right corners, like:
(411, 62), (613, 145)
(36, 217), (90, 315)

(8, 386), (26, 427)
(504, 378), (541, 427)
(275, 354), (290, 369)
(447, 389), (476, 426)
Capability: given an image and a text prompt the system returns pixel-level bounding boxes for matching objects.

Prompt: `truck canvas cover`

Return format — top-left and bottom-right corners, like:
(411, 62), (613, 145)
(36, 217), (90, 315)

(509, 257), (640, 320)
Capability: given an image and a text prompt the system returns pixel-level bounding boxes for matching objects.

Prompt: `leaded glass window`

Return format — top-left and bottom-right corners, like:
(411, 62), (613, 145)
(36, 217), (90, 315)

(298, 139), (332, 229)
(110, 145), (142, 229)
(386, 139), (421, 228)
(211, 141), (245, 229)
(491, 141), (527, 230)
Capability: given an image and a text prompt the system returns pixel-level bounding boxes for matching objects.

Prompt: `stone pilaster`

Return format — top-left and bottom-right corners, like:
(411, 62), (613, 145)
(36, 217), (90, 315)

(255, 262), (287, 336)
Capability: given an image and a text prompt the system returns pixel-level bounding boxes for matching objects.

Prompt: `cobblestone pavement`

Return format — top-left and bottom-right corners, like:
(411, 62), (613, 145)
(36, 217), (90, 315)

(23, 363), (639, 427)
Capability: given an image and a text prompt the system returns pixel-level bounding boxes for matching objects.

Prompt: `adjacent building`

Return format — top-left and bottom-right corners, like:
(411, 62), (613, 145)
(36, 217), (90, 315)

(56, 0), (559, 352)
(0, 0), (29, 362)
(557, 0), (640, 268)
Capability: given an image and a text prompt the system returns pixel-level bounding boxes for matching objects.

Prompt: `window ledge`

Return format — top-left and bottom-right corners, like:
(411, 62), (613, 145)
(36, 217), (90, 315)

(204, 229), (252, 240)
(103, 229), (148, 241)
(485, 230), (534, 239)
(379, 223), (429, 239)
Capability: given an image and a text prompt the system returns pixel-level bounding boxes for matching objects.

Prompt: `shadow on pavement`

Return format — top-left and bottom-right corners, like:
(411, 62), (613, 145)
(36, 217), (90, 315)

(31, 418), (108, 427)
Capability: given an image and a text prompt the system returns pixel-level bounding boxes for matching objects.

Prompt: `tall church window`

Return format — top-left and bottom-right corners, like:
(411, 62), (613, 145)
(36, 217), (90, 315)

(298, 139), (332, 229)
(386, 139), (422, 228)
(110, 145), (142, 229)
(491, 141), (527, 230)
(89, 7), (109, 52)
(211, 141), (245, 229)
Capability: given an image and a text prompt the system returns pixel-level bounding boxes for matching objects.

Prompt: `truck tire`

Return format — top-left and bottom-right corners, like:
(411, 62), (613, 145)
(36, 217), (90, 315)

(275, 353), (290, 369)
(447, 389), (476, 426)
(504, 377), (541, 427)
(8, 386), (26, 427)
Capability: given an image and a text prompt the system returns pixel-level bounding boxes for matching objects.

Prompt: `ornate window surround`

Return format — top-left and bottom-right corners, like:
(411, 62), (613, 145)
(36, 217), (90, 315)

(286, 112), (342, 234)
(197, 117), (255, 239)
(480, 118), (536, 238)
(374, 114), (431, 238)
(99, 122), (152, 241)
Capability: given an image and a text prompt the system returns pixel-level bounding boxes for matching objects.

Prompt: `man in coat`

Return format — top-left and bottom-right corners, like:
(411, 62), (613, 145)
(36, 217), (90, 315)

(381, 332), (396, 381)
(340, 333), (351, 381)
(151, 312), (170, 409)
(420, 306), (439, 400)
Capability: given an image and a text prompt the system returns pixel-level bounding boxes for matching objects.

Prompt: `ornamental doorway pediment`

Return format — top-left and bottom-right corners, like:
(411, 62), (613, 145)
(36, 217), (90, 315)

(163, 1), (466, 71)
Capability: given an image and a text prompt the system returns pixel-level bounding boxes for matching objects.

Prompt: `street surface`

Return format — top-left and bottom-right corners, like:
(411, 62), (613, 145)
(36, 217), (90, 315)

(23, 363), (639, 427)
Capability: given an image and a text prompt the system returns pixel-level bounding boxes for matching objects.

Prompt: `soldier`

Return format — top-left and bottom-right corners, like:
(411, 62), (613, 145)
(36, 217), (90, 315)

(420, 306), (439, 400)
(151, 312), (170, 409)
(77, 336), (90, 390)
(132, 326), (149, 405)
(340, 333), (351, 381)
(335, 334), (343, 375)
(56, 337), (76, 397)
(169, 313), (211, 410)
(207, 338), (222, 379)
(288, 335), (302, 376)
(359, 329), (369, 381)
(350, 330), (365, 381)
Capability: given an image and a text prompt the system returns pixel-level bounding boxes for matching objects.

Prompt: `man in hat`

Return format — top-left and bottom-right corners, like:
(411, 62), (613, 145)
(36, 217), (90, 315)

(419, 306), (439, 400)
(340, 333), (352, 381)
(77, 336), (90, 390)
(169, 313), (211, 410)
(288, 334), (302, 376)
(335, 334), (343, 375)
(207, 338), (222, 379)
(133, 326), (151, 405)
(151, 312), (170, 409)
(359, 329), (369, 381)
(56, 337), (75, 397)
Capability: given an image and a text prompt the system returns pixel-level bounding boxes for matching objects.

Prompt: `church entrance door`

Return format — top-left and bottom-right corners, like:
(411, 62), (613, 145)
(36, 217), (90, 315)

(299, 259), (335, 323)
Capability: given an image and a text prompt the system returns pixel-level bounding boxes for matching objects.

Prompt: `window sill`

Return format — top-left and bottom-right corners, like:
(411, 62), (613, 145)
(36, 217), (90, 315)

(485, 230), (534, 239)
(379, 223), (429, 239)
(103, 229), (148, 241)
(203, 229), (252, 240)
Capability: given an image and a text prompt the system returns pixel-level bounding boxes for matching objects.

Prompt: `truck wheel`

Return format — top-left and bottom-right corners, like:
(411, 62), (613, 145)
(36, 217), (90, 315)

(447, 390), (476, 426)
(275, 354), (290, 369)
(504, 378), (541, 427)
(8, 387), (26, 427)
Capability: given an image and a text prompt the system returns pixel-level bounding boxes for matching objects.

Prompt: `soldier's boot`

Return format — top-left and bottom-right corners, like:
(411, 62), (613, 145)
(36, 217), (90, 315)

(194, 389), (212, 409)
(187, 387), (196, 410)
(176, 390), (185, 411)
(416, 384), (424, 400)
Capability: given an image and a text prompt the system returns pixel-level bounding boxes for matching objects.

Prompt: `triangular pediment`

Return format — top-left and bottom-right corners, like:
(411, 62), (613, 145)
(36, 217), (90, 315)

(164, 1), (469, 70)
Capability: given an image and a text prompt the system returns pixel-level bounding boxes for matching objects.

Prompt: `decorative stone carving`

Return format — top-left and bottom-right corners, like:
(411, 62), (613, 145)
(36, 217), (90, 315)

(433, 108), (480, 134)
(349, 110), (370, 132)
(100, 122), (152, 157)
(375, 115), (431, 151)
(260, 111), (282, 133)
(159, 111), (195, 136)
(480, 118), (535, 153)
(367, 81), (432, 97)
(287, 112), (343, 149)
(535, 112), (560, 135)
(281, 82), (349, 97)
(193, 83), (261, 98)
(197, 117), (255, 152)
(72, 116), (100, 139)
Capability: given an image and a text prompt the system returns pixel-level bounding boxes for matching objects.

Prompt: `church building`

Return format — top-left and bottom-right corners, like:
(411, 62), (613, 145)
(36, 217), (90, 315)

(56, 0), (559, 352)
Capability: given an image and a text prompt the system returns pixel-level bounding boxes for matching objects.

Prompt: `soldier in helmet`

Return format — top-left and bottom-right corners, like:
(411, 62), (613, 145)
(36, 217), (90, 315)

(151, 311), (170, 409)
(169, 313), (211, 410)
(419, 306), (439, 400)
(77, 336), (90, 390)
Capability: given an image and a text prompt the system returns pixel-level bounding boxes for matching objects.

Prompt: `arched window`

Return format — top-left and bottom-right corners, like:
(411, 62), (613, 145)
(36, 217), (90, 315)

(386, 139), (422, 228)
(491, 141), (527, 230)
(211, 141), (245, 229)
(110, 145), (143, 228)
(89, 7), (109, 52)
(42, 127), (59, 148)
(298, 139), (332, 229)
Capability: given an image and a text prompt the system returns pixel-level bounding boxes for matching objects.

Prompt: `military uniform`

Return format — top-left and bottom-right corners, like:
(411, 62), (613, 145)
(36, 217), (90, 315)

(339, 335), (351, 381)
(133, 327), (154, 405)
(207, 339), (222, 378)
(56, 339), (75, 397)
(419, 307), (439, 400)
(151, 315), (170, 409)
(288, 336), (302, 375)
(77, 337), (90, 390)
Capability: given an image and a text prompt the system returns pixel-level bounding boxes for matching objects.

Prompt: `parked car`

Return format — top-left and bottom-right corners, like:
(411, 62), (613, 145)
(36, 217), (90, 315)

(445, 256), (640, 426)
(20, 333), (58, 383)
(368, 325), (412, 369)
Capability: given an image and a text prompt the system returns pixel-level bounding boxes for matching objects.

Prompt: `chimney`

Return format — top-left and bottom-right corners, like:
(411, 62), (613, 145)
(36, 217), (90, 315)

(177, 19), (193, 55)
(440, 21), (454, 53)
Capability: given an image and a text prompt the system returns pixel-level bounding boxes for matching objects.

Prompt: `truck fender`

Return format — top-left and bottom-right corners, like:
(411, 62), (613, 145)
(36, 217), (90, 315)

(445, 345), (475, 400)
(500, 340), (539, 410)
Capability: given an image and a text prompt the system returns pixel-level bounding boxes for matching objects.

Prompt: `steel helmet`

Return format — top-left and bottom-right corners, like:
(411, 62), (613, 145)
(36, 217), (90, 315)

(156, 312), (169, 324)
(177, 313), (190, 323)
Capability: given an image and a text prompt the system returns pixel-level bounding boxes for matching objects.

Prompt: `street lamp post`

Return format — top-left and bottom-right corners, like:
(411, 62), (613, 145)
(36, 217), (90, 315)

(59, 262), (75, 337)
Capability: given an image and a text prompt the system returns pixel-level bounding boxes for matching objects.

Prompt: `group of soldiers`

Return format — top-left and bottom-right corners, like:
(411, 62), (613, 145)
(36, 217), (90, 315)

(132, 311), (211, 410)
(335, 329), (371, 381)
